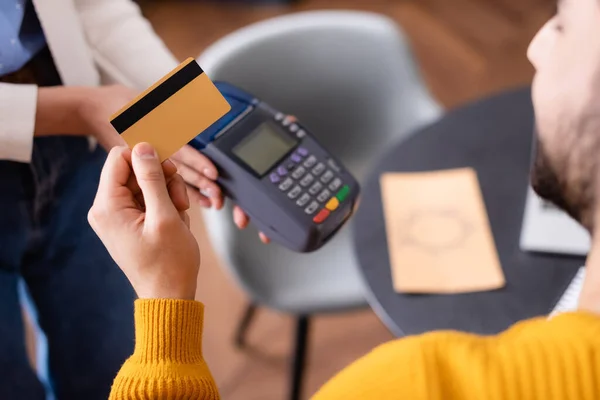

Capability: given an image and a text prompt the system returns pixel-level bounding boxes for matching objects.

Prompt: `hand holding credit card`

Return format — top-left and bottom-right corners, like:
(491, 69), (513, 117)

(109, 60), (360, 252)
(108, 57), (269, 244)
(110, 58), (231, 162)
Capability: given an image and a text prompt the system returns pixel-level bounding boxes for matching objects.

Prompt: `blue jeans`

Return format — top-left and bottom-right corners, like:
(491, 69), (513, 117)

(0, 137), (135, 399)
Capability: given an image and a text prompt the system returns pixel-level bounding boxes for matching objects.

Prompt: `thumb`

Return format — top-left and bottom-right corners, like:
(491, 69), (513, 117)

(131, 143), (177, 220)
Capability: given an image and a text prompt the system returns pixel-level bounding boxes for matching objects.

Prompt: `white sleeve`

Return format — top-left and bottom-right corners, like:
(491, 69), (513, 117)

(0, 83), (37, 163)
(74, 0), (179, 90)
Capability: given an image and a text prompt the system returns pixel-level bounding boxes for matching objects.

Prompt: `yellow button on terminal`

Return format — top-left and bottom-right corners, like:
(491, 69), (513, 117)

(326, 197), (339, 211)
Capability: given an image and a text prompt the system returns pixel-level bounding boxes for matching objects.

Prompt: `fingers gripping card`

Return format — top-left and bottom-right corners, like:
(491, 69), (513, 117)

(110, 58), (231, 162)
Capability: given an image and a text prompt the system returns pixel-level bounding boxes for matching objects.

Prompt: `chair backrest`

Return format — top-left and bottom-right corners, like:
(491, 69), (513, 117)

(199, 10), (440, 178)
(197, 10), (442, 299)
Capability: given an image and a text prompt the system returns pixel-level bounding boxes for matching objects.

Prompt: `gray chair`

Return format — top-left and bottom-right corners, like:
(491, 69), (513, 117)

(197, 10), (442, 400)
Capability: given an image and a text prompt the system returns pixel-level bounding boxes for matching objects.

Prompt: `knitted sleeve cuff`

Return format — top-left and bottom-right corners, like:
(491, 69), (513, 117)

(133, 299), (205, 364)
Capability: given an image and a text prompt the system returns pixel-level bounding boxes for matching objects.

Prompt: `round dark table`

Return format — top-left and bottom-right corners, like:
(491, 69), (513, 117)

(353, 86), (585, 337)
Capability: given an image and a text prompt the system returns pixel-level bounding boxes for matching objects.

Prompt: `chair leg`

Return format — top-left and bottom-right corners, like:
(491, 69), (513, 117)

(290, 316), (310, 400)
(235, 303), (257, 348)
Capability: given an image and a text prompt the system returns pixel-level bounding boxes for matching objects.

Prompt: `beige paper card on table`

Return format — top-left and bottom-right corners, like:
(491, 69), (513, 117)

(380, 168), (505, 294)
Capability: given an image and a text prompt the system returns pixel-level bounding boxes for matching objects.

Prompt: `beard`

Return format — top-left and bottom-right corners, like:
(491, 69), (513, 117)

(529, 72), (600, 232)
(530, 136), (584, 225)
(530, 134), (593, 230)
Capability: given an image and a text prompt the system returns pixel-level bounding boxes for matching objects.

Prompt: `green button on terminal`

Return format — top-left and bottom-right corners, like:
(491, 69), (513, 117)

(336, 185), (350, 202)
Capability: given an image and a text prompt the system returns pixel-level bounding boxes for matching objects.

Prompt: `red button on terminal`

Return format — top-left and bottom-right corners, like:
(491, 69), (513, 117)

(313, 209), (330, 224)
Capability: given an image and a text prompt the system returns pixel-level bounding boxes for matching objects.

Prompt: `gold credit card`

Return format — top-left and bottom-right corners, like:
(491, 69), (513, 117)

(110, 57), (231, 161)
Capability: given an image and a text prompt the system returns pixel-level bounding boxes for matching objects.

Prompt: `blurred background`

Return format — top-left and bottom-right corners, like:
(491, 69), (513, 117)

(128, 1), (554, 399)
(24, 0), (555, 399)
(139, 0), (553, 108)
(147, 0), (552, 397)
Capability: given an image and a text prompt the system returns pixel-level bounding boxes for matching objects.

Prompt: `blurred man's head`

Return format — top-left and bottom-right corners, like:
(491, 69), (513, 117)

(528, 0), (600, 232)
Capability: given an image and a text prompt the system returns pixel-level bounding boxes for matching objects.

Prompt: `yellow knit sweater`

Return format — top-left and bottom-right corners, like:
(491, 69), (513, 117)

(110, 299), (600, 400)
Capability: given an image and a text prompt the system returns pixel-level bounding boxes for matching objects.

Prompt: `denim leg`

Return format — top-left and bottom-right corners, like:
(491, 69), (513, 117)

(21, 138), (136, 400)
(0, 272), (47, 399)
(0, 162), (46, 400)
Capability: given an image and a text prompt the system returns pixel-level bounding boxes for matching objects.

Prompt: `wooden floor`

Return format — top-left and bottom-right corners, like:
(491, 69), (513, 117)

(141, 1), (553, 399)
(142, 0), (554, 108)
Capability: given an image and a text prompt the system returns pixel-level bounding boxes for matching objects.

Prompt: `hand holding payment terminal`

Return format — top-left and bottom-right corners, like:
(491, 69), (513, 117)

(189, 82), (360, 253)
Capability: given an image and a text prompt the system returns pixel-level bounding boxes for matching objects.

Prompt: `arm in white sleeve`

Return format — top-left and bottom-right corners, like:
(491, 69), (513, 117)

(74, 0), (179, 90)
(0, 83), (37, 163)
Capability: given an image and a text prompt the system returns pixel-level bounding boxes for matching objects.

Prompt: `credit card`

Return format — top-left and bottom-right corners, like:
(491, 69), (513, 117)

(110, 57), (231, 161)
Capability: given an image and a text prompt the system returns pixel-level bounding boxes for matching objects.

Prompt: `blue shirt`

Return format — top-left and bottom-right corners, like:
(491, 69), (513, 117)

(0, 0), (46, 76)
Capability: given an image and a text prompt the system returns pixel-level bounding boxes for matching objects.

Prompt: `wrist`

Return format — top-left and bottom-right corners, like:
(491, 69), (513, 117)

(135, 278), (198, 301)
(35, 86), (95, 136)
(71, 86), (99, 133)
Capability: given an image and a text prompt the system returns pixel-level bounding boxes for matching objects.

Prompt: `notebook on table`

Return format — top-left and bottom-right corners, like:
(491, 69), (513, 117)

(520, 187), (590, 256)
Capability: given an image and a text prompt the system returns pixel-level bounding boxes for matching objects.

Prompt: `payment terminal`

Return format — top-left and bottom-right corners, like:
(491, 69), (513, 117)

(189, 82), (360, 253)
